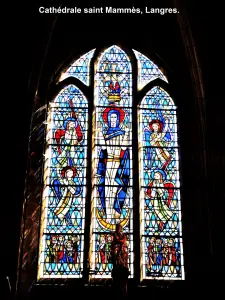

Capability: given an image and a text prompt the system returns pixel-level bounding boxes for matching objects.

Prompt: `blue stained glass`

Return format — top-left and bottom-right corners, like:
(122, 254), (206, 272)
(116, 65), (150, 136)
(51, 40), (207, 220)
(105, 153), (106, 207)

(139, 86), (184, 280)
(36, 46), (185, 283)
(142, 236), (183, 279)
(91, 45), (134, 278)
(98, 45), (131, 73)
(141, 86), (175, 109)
(41, 234), (83, 277)
(38, 85), (88, 278)
(60, 49), (95, 85)
(133, 50), (168, 90)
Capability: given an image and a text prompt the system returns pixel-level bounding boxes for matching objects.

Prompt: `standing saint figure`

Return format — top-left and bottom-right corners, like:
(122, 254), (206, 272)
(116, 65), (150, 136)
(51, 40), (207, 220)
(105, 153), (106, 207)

(52, 166), (82, 225)
(111, 224), (128, 267)
(54, 99), (83, 167)
(51, 99), (83, 225)
(111, 224), (129, 297)
(96, 106), (130, 223)
(144, 113), (172, 170)
(145, 169), (175, 231)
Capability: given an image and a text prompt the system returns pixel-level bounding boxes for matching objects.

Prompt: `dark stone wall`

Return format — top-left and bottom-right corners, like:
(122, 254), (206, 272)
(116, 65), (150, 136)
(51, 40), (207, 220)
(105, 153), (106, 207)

(4, 1), (216, 299)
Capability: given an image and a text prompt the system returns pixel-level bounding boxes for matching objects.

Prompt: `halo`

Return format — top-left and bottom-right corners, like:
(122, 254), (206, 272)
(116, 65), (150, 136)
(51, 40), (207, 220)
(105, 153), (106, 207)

(63, 117), (78, 130)
(102, 106), (125, 125)
(150, 168), (166, 181)
(61, 166), (77, 178)
(149, 119), (163, 132)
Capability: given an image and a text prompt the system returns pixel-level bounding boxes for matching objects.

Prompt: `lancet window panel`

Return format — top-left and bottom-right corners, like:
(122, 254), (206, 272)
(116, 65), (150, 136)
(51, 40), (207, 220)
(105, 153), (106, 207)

(90, 45), (134, 278)
(138, 86), (185, 280)
(37, 85), (88, 278)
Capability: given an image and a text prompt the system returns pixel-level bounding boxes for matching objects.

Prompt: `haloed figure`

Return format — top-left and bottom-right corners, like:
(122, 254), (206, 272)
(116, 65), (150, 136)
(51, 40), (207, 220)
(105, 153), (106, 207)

(144, 117), (172, 170)
(96, 108), (130, 223)
(52, 166), (82, 225)
(145, 169), (175, 231)
(55, 117), (83, 167)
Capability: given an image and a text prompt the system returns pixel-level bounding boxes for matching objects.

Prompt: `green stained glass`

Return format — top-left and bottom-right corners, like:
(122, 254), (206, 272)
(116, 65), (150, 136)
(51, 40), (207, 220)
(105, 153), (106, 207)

(38, 85), (88, 278)
(139, 86), (184, 280)
(36, 46), (185, 283)
(91, 45), (134, 278)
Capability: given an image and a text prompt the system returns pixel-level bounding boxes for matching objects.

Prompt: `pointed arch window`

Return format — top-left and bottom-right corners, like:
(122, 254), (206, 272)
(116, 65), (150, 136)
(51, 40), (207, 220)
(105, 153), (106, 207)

(38, 85), (88, 278)
(139, 86), (184, 280)
(36, 45), (185, 282)
(91, 45), (133, 277)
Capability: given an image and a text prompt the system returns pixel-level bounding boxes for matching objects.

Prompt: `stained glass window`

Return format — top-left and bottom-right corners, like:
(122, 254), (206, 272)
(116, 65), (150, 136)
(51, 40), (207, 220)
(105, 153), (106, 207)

(37, 84), (88, 278)
(36, 46), (185, 282)
(59, 49), (95, 85)
(90, 45), (134, 278)
(139, 86), (184, 280)
(133, 49), (168, 90)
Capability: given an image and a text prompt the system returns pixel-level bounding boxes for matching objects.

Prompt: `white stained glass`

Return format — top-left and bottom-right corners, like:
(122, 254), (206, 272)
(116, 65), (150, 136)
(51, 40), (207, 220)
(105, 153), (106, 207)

(139, 86), (184, 280)
(91, 45), (134, 278)
(59, 49), (96, 85)
(133, 49), (168, 90)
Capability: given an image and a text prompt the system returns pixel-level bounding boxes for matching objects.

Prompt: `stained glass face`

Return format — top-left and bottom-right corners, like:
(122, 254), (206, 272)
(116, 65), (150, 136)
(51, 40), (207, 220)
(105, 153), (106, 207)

(37, 85), (88, 278)
(133, 49), (168, 90)
(36, 46), (185, 283)
(139, 86), (184, 280)
(59, 49), (95, 85)
(91, 45), (134, 278)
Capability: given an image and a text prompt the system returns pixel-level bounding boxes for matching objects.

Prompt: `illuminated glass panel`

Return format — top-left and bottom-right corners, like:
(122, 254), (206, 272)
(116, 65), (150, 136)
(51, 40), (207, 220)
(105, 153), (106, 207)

(37, 85), (88, 278)
(139, 86), (184, 280)
(133, 49), (168, 90)
(59, 49), (95, 85)
(91, 45), (133, 278)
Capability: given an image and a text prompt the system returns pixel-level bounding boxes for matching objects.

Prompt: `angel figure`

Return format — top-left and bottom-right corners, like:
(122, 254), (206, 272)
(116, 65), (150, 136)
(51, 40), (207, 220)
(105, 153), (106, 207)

(52, 166), (82, 225)
(145, 169), (176, 231)
(144, 112), (173, 170)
